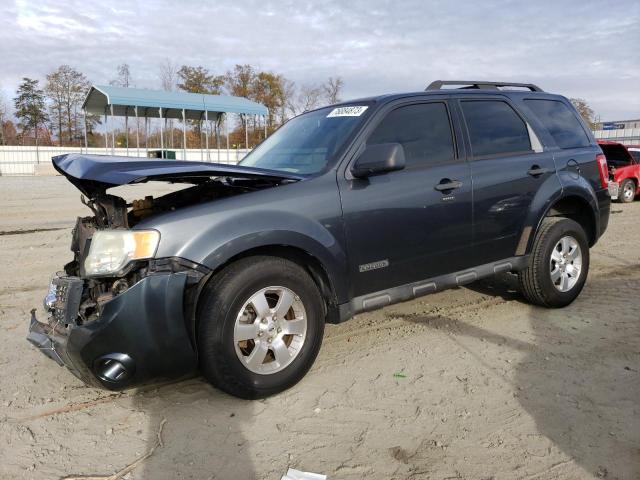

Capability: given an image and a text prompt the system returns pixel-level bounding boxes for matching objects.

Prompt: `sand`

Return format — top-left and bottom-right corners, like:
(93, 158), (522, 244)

(1, 176), (638, 480)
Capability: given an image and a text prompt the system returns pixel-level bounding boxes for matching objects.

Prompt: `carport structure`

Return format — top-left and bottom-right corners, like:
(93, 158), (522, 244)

(82, 85), (269, 160)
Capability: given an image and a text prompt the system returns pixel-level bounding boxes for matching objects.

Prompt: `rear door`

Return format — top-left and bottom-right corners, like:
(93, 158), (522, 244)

(455, 97), (557, 264)
(522, 98), (605, 195)
(338, 99), (473, 297)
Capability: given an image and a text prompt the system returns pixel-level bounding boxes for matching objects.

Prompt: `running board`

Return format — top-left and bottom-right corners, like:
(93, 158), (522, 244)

(336, 255), (529, 323)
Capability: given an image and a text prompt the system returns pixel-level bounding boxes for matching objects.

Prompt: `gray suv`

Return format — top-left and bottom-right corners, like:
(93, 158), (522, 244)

(28, 81), (611, 399)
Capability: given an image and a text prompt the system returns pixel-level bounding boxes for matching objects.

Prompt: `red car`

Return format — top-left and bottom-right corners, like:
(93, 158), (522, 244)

(598, 140), (640, 203)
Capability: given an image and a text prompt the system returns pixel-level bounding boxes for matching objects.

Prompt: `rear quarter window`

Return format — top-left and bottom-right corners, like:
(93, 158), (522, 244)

(524, 99), (591, 149)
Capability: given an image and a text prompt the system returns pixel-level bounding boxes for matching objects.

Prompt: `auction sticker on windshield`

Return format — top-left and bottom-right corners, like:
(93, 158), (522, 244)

(327, 106), (368, 117)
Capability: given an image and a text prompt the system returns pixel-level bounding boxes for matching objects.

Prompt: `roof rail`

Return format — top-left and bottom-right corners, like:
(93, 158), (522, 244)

(426, 80), (543, 92)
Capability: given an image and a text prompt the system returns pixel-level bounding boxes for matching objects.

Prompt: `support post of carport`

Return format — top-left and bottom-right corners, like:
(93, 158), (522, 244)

(159, 107), (164, 155)
(182, 108), (187, 161)
(110, 104), (115, 155)
(144, 112), (149, 158)
(205, 111), (210, 161)
(125, 107), (129, 156)
(199, 113), (203, 162)
(82, 108), (88, 153)
(225, 115), (230, 163)
(135, 106), (140, 157)
(244, 114), (248, 156)
(104, 107), (108, 154)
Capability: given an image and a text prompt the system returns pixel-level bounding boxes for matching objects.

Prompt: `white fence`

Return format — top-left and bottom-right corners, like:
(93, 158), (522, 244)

(0, 146), (250, 176)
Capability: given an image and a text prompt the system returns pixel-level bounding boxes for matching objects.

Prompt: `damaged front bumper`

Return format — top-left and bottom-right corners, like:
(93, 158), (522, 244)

(27, 268), (204, 390)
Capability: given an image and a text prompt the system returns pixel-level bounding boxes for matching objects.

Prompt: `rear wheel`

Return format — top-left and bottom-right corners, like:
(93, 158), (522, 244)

(197, 256), (325, 399)
(518, 217), (589, 308)
(619, 179), (636, 203)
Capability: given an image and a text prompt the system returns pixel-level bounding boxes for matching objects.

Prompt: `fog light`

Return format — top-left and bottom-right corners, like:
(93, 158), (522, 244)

(94, 353), (135, 383)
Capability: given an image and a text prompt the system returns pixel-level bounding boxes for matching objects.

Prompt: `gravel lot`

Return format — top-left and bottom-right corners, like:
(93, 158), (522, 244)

(1, 176), (638, 480)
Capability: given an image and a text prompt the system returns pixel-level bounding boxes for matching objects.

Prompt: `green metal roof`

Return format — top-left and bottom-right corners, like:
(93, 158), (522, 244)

(83, 85), (268, 119)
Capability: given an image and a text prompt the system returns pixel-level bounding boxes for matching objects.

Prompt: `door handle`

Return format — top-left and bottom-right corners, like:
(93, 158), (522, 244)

(527, 165), (550, 177)
(434, 179), (463, 192)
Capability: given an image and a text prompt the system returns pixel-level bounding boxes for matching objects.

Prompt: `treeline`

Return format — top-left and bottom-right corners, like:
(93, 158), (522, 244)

(0, 62), (343, 149)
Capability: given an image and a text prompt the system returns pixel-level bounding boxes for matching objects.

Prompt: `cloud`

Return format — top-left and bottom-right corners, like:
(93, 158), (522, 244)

(1, 0), (638, 119)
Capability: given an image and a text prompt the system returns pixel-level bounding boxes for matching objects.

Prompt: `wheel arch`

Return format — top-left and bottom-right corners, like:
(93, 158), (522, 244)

(190, 242), (345, 350)
(529, 193), (598, 252)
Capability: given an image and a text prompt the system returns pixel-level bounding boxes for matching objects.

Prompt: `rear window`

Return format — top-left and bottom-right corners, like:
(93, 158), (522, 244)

(461, 100), (532, 157)
(524, 99), (590, 149)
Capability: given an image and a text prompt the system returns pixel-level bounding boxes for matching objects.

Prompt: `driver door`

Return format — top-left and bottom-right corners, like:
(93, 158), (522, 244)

(338, 100), (473, 297)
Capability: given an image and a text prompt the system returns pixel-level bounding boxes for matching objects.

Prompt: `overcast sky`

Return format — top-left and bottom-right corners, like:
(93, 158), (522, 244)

(1, 0), (638, 120)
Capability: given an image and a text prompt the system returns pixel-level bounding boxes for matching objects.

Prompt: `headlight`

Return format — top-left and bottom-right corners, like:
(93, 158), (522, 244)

(84, 230), (160, 276)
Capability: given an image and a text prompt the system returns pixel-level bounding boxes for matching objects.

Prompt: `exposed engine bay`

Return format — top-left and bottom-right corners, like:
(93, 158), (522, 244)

(63, 176), (289, 325)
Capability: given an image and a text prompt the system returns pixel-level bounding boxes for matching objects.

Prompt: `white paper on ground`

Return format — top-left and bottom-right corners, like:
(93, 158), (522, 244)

(280, 467), (327, 480)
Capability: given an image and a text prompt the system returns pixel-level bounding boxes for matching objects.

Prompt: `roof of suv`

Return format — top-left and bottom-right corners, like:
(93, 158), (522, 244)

(335, 81), (560, 107)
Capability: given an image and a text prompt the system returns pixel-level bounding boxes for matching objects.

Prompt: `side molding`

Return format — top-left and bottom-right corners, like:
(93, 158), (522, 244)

(336, 256), (530, 322)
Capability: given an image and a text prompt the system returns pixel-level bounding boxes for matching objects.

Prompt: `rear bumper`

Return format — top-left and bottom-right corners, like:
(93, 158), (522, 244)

(27, 272), (198, 390)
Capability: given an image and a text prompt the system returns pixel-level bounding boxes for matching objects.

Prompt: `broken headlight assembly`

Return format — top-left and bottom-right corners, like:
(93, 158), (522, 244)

(84, 229), (160, 277)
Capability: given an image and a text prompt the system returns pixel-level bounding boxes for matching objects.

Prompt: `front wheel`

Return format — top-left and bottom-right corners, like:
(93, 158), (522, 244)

(518, 217), (590, 308)
(197, 256), (325, 399)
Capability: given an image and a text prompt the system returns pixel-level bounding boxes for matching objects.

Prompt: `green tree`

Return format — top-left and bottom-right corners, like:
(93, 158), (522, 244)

(177, 66), (224, 94)
(224, 65), (259, 140)
(14, 77), (48, 146)
(252, 72), (288, 131)
(224, 64), (256, 98)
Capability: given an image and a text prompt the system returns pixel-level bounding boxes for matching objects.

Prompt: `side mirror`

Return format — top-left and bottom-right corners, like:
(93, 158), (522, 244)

(351, 143), (406, 178)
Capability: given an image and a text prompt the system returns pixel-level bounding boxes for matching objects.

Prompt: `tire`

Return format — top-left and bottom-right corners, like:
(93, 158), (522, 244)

(518, 217), (590, 308)
(197, 256), (325, 399)
(618, 179), (636, 203)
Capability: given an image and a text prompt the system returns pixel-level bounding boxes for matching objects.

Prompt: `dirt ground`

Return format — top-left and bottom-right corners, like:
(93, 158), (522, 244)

(0, 176), (638, 480)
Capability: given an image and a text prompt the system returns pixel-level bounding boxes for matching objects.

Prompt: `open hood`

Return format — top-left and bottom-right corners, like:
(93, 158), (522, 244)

(53, 153), (304, 197)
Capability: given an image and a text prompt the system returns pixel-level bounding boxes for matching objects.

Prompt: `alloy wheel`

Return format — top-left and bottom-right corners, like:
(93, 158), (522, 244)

(233, 286), (307, 374)
(549, 235), (582, 292)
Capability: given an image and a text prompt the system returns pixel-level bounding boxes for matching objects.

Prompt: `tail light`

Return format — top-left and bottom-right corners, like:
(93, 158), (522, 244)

(596, 153), (608, 188)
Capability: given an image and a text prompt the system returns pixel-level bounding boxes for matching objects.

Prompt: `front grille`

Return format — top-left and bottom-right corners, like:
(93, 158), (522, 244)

(45, 276), (84, 325)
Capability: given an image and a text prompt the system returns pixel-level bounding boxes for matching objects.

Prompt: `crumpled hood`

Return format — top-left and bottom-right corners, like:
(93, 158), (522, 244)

(53, 153), (304, 197)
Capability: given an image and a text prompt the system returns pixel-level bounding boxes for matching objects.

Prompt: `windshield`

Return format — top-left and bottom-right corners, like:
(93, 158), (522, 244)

(240, 104), (371, 174)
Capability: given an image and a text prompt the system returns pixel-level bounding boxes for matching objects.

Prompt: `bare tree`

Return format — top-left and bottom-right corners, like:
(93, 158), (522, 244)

(158, 59), (178, 146)
(158, 58), (177, 91)
(323, 76), (343, 105)
(294, 84), (323, 115)
(45, 65), (90, 146)
(570, 98), (595, 128)
(110, 64), (133, 147)
(111, 63), (133, 88)
(0, 87), (8, 145)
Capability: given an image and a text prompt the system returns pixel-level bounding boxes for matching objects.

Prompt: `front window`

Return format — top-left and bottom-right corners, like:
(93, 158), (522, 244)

(240, 104), (371, 174)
